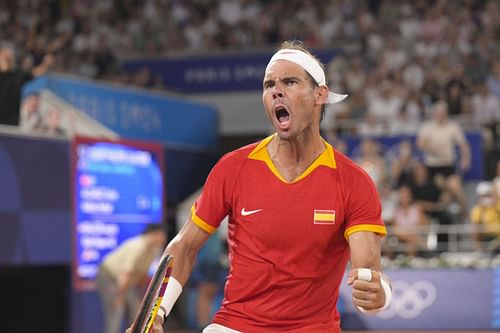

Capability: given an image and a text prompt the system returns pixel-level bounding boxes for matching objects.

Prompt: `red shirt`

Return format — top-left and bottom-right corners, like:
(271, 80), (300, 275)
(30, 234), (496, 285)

(192, 135), (386, 332)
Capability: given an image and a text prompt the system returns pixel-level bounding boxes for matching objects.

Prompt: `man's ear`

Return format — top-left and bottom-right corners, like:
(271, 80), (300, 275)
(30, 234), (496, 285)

(316, 86), (329, 105)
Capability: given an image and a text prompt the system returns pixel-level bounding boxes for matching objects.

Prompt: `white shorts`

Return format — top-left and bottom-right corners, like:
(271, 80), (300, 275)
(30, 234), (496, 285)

(202, 323), (242, 333)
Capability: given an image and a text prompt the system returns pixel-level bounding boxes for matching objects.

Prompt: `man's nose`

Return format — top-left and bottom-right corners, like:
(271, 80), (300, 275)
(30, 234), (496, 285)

(272, 84), (284, 99)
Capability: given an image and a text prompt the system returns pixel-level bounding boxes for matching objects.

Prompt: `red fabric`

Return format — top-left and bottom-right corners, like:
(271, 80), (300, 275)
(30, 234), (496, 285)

(193, 138), (384, 332)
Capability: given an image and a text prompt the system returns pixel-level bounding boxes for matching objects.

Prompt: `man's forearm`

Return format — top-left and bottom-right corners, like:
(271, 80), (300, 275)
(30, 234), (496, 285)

(163, 237), (198, 285)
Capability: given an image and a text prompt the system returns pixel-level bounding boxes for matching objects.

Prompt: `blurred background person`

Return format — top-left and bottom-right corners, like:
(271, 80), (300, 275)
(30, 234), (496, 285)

(390, 140), (420, 189)
(38, 108), (67, 137)
(409, 162), (451, 251)
(493, 160), (500, 197)
(416, 100), (470, 223)
(19, 93), (42, 133)
(354, 138), (388, 192)
(470, 181), (500, 253)
(0, 45), (53, 126)
(96, 224), (166, 333)
(388, 185), (429, 257)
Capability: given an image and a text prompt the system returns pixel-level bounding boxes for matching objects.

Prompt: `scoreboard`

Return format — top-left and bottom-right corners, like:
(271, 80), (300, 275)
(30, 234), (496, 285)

(72, 137), (164, 290)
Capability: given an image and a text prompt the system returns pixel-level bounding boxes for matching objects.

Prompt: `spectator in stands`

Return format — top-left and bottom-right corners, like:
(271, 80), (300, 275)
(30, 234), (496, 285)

(471, 81), (500, 127)
(354, 138), (387, 191)
(0, 45), (53, 126)
(487, 60), (500, 98)
(416, 100), (470, 220)
(357, 112), (386, 137)
(470, 181), (500, 252)
(494, 160), (500, 197)
(470, 81), (500, 150)
(344, 55), (367, 119)
(19, 93), (42, 133)
(389, 101), (421, 135)
(367, 80), (404, 126)
(39, 108), (67, 137)
(410, 162), (452, 250)
(390, 140), (419, 189)
(96, 224), (166, 333)
(389, 186), (428, 257)
(444, 64), (469, 116)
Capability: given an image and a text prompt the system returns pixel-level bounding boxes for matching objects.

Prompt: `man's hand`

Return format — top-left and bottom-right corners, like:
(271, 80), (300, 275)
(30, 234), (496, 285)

(125, 315), (165, 333)
(460, 155), (471, 172)
(347, 268), (386, 312)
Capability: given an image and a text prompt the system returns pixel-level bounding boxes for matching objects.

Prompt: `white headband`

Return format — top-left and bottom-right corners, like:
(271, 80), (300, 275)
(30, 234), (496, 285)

(265, 49), (348, 104)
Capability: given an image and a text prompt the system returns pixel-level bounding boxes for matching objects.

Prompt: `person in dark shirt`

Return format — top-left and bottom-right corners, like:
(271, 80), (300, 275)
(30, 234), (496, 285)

(0, 46), (53, 126)
(410, 162), (452, 250)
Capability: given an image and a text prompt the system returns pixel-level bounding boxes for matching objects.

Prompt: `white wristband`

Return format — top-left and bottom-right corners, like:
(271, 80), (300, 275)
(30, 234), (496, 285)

(158, 276), (183, 319)
(356, 269), (392, 314)
(357, 268), (372, 282)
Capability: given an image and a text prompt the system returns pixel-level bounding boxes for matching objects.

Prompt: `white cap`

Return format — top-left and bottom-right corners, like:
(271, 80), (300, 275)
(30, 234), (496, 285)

(266, 49), (348, 104)
(476, 181), (493, 196)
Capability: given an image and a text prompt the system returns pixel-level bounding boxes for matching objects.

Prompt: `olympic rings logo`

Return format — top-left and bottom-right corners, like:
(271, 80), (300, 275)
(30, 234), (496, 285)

(376, 280), (437, 319)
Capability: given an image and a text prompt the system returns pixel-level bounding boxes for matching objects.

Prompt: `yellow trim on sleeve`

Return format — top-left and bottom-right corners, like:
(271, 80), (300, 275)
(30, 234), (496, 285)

(190, 205), (217, 234)
(344, 224), (387, 240)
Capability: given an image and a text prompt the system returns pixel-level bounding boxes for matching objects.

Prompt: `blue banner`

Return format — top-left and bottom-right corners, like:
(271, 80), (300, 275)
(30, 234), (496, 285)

(339, 268), (495, 330)
(22, 75), (218, 149)
(122, 49), (339, 93)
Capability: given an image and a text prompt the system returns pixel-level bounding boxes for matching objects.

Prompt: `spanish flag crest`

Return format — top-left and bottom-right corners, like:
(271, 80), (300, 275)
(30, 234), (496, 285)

(314, 209), (336, 224)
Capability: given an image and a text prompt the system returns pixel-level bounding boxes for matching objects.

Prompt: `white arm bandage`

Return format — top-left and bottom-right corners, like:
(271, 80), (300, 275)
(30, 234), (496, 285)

(355, 268), (392, 314)
(156, 276), (183, 320)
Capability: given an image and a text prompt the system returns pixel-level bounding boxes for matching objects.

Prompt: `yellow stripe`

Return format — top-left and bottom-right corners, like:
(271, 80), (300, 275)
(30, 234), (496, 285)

(190, 205), (217, 234)
(344, 224), (387, 240)
(314, 213), (335, 221)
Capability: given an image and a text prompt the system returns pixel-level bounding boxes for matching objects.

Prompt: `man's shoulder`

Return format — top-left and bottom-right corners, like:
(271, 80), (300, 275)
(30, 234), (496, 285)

(332, 148), (370, 179)
(333, 148), (358, 168)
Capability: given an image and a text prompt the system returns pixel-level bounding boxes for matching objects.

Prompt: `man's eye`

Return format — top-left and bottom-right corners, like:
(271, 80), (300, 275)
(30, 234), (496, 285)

(285, 80), (297, 86)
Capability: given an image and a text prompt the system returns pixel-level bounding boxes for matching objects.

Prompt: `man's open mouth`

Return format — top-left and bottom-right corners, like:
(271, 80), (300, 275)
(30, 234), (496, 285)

(275, 106), (290, 124)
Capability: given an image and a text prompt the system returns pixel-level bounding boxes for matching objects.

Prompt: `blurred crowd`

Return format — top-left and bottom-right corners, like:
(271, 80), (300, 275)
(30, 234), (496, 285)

(1, 0), (499, 145)
(0, 0), (498, 100)
(0, 0), (499, 257)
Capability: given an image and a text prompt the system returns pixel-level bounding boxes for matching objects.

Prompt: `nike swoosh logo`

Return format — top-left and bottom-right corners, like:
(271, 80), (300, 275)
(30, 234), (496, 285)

(241, 208), (263, 216)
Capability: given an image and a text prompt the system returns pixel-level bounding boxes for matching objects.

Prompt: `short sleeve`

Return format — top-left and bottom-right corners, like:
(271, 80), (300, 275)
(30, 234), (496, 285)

(191, 152), (239, 234)
(342, 164), (386, 239)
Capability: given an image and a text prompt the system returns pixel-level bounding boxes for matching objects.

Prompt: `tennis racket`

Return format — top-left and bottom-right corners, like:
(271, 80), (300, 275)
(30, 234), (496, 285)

(130, 254), (174, 333)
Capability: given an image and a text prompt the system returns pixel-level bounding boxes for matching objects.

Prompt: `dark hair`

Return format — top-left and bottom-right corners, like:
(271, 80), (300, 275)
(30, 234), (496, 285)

(278, 40), (327, 122)
(142, 223), (165, 235)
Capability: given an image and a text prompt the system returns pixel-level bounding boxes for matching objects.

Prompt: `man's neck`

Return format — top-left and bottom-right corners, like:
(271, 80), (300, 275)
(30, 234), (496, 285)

(267, 133), (325, 182)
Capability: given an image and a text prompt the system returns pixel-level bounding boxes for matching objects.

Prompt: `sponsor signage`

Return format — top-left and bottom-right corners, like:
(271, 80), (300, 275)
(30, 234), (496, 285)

(122, 49), (339, 93)
(23, 75), (218, 149)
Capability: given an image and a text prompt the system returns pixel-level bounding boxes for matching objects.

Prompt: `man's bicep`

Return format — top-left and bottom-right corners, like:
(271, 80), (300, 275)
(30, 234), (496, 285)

(348, 231), (382, 270)
(172, 218), (213, 253)
(164, 218), (214, 285)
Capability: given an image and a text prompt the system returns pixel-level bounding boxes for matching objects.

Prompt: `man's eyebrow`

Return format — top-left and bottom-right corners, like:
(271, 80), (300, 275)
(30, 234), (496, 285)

(263, 75), (305, 84)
